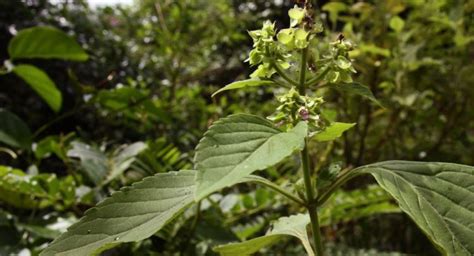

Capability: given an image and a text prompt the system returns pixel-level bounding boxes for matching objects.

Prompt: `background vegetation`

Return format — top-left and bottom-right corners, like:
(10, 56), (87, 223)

(0, 0), (473, 255)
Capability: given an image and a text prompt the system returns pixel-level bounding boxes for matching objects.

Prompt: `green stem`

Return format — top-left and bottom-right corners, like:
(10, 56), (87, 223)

(246, 175), (305, 205)
(271, 61), (299, 86)
(298, 48), (324, 256)
(316, 167), (363, 206)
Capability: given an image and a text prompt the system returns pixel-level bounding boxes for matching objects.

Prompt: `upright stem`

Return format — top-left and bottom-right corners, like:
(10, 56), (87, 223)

(298, 48), (324, 256)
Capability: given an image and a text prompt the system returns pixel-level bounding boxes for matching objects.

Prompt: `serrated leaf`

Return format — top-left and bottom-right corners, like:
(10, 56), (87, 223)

(8, 26), (88, 61)
(214, 214), (314, 256)
(354, 161), (474, 256)
(0, 109), (32, 149)
(194, 114), (307, 200)
(13, 65), (62, 112)
(315, 122), (355, 142)
(212, 79), (275, 97)
(331, 82), (383, 107)
(41, 170), (196, 256)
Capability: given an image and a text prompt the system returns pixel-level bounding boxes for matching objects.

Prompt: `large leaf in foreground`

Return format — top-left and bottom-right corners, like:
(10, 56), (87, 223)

(13, 65), (62, 112)
(41, 170), (196, 256)
(212, 79), (275, 97)
(8, 26), (88, 61)
(194, 114), (307, 200)
(355, 161), (474, 256)
(214, 214), (314, 256)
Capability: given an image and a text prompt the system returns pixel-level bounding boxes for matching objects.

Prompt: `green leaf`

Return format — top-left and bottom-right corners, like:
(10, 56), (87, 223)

(0, 109), (32, 149)
(212, 79), (275, 97)
(41, 170), (196, 256)
(8, 26), (88, 61)
(331, 82), (383, 107)
(0, 166), (70, 209)
(315, 122), (355, 142)
(194, 114), (307, 200)
(13, 65), (62, 112)
(213, 214), (314, 256)
(389, 16), (405, 33)
(354, 161), (474, 256)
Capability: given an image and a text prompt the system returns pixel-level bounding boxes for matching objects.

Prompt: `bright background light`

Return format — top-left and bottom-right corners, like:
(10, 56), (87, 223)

(87, 0), (133, 7)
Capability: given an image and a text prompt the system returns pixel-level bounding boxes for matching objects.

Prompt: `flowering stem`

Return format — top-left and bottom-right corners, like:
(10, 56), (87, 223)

(299, 47), (324, 256)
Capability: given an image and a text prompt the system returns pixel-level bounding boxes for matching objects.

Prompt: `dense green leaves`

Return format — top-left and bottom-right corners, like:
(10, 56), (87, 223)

(40, 170), (196, 256)
(0, 166), (75, 209)
(355, 161), (474, 256)
(212, 79), (275, 97)
(331, 83), (383, 107)
(8, 26), (88, 61)
(213, 214), (314, 256)
(194, 114), (307, 200)
(0, 109), (32, 149)
(314, 122), (355, 142)
(13, 65), (62, 112)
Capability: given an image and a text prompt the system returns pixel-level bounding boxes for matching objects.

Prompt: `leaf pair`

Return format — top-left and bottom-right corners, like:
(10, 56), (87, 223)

(41, 114), (474, 256)
(5, 26), (88, 112)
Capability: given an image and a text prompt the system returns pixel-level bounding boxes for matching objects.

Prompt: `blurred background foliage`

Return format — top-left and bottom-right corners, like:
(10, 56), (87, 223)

(0, 0), (473, 255)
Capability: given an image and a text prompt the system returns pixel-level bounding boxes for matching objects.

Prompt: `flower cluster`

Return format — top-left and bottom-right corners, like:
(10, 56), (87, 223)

(318, 37), (357, 83)
(268, 87), (326, 131)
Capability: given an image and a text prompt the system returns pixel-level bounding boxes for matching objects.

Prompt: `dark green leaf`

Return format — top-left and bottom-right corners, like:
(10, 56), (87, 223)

(194, 114), (307, 200)
(0, 109), (32, 149)
(41, 170), (196, 256)
(13, 65), (62, 112)
(212, 79), (275, 97)
(355, 161), (474, 256)
(8, 26), (88, 61)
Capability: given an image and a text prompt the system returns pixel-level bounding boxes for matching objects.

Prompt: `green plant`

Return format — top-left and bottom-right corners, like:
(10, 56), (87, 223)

(40, 2), (473, 256)
(0, 26), (88, 112)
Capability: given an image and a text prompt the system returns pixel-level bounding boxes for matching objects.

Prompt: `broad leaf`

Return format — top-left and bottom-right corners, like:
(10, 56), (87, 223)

(331, 82), (383, 107)
(41, 170), (196, 256)
(212, 79), (275, 97)
(8, 26), (88, 61)
(0, 109), (32, 149)
(315, 122), (355, 142)
(213, 214), (314, 256)
(355, 161), (474, 256)
(194, 114), (307, 200)
(13, 65), (62, 112)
